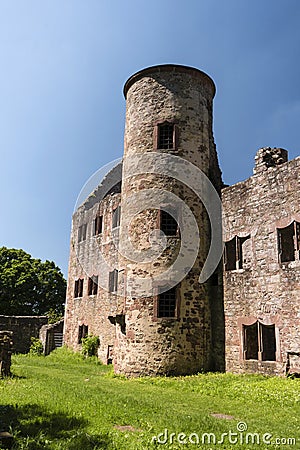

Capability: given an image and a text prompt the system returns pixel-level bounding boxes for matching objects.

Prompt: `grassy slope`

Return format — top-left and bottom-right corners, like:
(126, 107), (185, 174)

(0, 348), (299, 449)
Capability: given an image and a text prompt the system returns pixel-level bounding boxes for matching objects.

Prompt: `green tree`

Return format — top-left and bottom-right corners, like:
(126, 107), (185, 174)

(0, 247), (66, 316)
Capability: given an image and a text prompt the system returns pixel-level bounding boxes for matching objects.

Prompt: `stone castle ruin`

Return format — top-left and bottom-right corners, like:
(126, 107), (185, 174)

(63, 64), (300, 377)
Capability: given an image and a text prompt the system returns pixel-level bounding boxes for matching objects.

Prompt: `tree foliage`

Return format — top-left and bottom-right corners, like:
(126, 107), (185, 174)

(0, 247), (66, 316)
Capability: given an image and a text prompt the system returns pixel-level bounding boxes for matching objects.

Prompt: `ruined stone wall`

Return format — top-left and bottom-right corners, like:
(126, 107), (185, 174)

(114, 65), (223, 376)
(222, 148), (300, 375)
(39, 319), (64, 355)
(0, 316), (48, 353)
(63, 190), (123, 364)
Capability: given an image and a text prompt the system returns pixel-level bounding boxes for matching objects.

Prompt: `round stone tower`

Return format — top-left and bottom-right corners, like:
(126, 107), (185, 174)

(114, 64), (223, 376)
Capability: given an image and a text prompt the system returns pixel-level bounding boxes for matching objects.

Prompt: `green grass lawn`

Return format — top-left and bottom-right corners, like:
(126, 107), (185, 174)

(0, 348), (300, 449)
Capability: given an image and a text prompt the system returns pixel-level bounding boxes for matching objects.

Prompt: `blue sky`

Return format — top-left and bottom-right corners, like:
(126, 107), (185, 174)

(0, 0), (299, 276)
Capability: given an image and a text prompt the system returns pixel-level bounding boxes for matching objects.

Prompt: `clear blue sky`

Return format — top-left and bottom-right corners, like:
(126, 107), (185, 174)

(0, 0), (299, 276)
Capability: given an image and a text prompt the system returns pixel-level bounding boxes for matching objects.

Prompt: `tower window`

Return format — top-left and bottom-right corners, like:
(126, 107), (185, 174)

(88, 275), (98, 296)
(74, 278), (84, 298)
(94, 215), (103, 235)
(154, 120), (179, 151)
(224, 235), (250, 271)
(78, 324), (88, 344)
(78, 224), (87, 242)
(278, 221), (300, 263)
(112, 206), (121, 229)
(243, 321), (276, 361)
(158, 287), (177, 318)
(158, 123), (174, 149)
(160, 210), (179, 236)
(108, 269), (118, 293)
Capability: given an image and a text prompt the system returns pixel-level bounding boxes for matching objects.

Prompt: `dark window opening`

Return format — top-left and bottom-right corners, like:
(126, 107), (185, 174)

(210, 271), (219, 286)
(108, 269), (118, 293)
(78, 223), (87, 242)
(88, 275), (98, 296)
(243, 322), (258, 360)
(158, 287), (177, 318)
(108, 314), (126, 335)
(278, 221), (300, 263)
(224, 237), (236, 271)
(224, 235), (250, 271)
(94, 215), (103, 235)
(116, 314), (126, 335)
(107, 345), (114, 365)
(261, 324), (276, 361)
(112, 206), (121, 229)
(243, 321), (276, 362)
(160, 210), (179, 236)
(78, 324), (88, 344)
(158, 123), (174, 149)
(74, 278), (84, 298)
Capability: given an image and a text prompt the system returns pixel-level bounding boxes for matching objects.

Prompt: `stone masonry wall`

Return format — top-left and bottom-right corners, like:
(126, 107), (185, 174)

(0, 315), (48, 353)
(63, 189), (122, 364)
(222, 148), (300, 375)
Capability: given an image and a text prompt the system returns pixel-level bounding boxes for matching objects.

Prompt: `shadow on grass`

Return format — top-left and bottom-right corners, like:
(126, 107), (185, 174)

(0, 404), (110, 449)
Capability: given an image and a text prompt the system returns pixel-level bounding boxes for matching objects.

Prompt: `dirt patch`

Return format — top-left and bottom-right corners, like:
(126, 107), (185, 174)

(114, 425), (141, 432)
(210, 413), (235, 420)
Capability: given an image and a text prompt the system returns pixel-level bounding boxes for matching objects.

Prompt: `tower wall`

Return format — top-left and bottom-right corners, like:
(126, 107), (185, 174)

(114, 65), (223, 376)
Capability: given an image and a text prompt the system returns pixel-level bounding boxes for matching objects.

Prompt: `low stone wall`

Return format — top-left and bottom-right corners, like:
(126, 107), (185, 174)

(39, 319), (64, 355)
(0, 331), (13, 377)
(0, 316), (48, 353)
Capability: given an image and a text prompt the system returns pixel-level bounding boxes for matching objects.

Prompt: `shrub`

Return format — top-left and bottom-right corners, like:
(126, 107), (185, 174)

(29, 337), (43, 356)
(81, 334), (99, 358)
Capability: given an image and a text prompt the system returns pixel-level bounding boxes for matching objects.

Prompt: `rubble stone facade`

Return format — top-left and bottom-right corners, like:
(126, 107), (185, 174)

(63, 64), (300, 377)
(223, 147), (300, 375)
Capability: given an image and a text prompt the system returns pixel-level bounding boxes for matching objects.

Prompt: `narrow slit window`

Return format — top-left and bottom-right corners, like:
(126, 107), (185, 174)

(74, 278), (84, 298)
(112, 206), (121, 229)
(278, 221), (300, 263)
(78, 324), (88, 344)
(78, 223), (87, 242)
(243, 322), (258, 360)
(94, 215), (103, 235)
(261, 324), (276, 361)
(224, 237), (236, 271)
(107, 345), (114, 364)
(108, 269), (118, 293)
(158, 287), (177, 318)
(88, 275), (98, 296)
